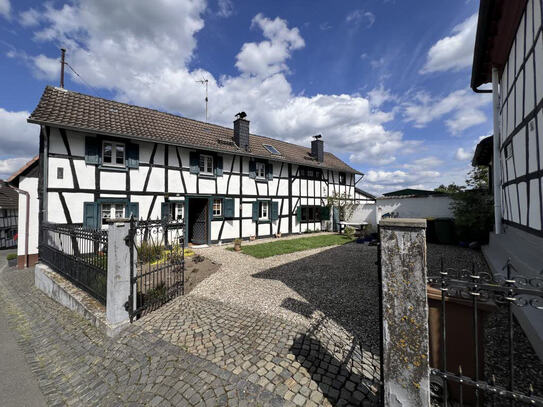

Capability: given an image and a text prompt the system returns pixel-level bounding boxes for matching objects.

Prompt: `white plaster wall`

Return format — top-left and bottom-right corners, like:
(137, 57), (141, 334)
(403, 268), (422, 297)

(374, 195), (453, 224)
(100, 171), (126, 191)
(348, 202), (377, 226)
(17, 177), (39, 256)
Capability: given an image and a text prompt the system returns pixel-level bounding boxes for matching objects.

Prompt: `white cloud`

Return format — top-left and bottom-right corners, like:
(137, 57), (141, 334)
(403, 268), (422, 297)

(17, 1), (414, 168)
(319, 22), (332, 31)
(421, 14), (477, 74)
(0, 108), (39, 157)
(403, 88), (491, 135)
(346, 10), (375, 28)
(217, 0), (233, 18)
(368, 85), (396, 107)
(19, 8), (40, 26)
(0, 0), (10, 19)
(0, 157), (34, 180)
(235, 13), (305, 77)
(455, 147), (473, 161)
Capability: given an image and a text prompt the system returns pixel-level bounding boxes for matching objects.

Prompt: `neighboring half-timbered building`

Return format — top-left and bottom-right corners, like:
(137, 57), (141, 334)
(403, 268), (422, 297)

(27, 86), (360, 245)
(0, 182), (18, 249)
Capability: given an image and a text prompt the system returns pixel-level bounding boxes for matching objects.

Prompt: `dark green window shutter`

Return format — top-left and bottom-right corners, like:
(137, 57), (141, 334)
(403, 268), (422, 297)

(189, 152), (200, 174)
(296, 206), (302, 222)
(320, 206), (330, 220)
(224, 198), (235, 218)
(161, 202), (171, 220)
(215, 156), (223, 176)
(83, 202), (99, 229)
(126, 143), (139, 169)
(266, 163), (273, 180)
(249, 160), (256, 179)
(271, 201), (279, 221)
(127, 202), (139, 219)
(85, 137), (100, 165)
(252, 201), (259, 221)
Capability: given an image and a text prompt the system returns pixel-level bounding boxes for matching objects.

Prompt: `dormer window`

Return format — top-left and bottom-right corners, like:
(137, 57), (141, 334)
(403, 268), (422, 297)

(102, 141), (125, 167)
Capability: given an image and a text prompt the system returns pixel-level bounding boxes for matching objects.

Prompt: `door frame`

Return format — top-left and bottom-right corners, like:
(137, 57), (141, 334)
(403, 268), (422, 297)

(185, 195), (212, 245)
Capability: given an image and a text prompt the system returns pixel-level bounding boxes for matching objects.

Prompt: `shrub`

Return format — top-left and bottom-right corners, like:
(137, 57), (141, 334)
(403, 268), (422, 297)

(138, 241), (163, 263)
(344, 226), (355, 239)
(234, 238), (242, 245)
(6, 253), (17, 260)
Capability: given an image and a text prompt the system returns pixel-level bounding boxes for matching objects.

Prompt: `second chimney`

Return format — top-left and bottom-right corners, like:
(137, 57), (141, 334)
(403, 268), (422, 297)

(311, 135), (324, 162)
(234, 113), (250, 151)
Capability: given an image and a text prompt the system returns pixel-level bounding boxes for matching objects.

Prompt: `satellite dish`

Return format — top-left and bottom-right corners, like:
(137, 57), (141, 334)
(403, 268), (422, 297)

(236, 112), (247, 119)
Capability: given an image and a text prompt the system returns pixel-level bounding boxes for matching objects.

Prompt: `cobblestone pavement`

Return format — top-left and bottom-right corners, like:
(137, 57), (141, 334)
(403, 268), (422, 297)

(0, 267), (295, 406)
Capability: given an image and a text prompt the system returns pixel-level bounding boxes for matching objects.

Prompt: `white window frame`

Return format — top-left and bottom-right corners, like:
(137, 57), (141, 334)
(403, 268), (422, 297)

(259, 201), (269, 220)
(101, 203), (125, 226)
(173, 202), (184, 221)
(255, 162), (266, 179)
(102, 141), (126, 167)
(199, 154), (214, 175)
(212, 199), (222, 217)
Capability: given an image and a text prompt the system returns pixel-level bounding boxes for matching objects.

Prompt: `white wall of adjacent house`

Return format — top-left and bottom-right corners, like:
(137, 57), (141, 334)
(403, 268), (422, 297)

(17, 176), (39, 257)
(44, 126), (356, 243)
(498, 0), (543, 235)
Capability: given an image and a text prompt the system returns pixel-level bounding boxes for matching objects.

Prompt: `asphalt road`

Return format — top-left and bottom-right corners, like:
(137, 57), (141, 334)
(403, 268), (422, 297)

(0, 249), (47, 407)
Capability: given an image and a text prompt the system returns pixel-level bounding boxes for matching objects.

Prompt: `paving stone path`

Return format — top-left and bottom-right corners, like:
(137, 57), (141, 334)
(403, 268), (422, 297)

(0, 265), (380, 406)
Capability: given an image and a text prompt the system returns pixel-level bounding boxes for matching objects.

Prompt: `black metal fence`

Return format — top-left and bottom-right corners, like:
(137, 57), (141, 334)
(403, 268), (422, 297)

(427, 258), (543, 406)
(126, 217), (184, 321)
(39, 223), (108, 304)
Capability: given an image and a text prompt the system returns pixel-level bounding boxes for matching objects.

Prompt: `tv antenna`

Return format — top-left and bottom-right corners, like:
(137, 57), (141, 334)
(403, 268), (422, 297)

(196, 77), (209, 122)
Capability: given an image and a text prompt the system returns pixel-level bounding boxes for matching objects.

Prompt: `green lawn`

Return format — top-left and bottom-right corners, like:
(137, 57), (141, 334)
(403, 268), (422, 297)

(231, 234), (354, 258)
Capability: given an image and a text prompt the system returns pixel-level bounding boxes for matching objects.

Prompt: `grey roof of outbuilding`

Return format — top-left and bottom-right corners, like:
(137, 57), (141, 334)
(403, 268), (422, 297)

(0, 183), (18, 209)
(28, 86), (361, 174)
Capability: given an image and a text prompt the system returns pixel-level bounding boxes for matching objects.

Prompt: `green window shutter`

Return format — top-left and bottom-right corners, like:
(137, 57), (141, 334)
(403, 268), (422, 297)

(266, 163), (274, 180)
(224, 198), (235, 218)
(85, 137), (100, 165)
(127, 202), (139, 219)
(320, 206), (330, 220)
(271, 201), (279, 221)
(252, 201), (259, 221)
(249, 159), (256, 179)
(83, 202), (99, 229)
(161, 202), (171, 220)
(189, 152), (200, 174)
(296, 206), (302, 222)
(215, 156), (223, 176)
(126, 143), (139, 169)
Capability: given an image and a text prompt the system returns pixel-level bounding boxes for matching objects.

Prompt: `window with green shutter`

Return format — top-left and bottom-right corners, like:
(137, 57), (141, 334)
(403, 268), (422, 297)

(83, 202), (99, 229)
(252, 201), (259, 221)
(215, 156), (223, 176)
(189, 152), (200, 174)
(270, 201), (279, 221)
(85, 137), (101, 165)
(127, 202), (139, 219)
(223, 198), (235, 218)
(266, 163), (274, 180)
(126, 143), (139, 169)
(161, 202), (171, 220)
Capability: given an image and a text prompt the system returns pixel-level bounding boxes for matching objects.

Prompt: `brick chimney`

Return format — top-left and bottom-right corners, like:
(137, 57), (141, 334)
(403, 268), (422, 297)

(311, 135), (324, 162)
(233, 112), (249, 151)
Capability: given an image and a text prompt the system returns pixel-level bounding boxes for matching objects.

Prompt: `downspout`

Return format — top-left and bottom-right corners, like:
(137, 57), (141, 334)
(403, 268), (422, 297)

(491, 67), (503, 234)
(4, 182), (30, 268)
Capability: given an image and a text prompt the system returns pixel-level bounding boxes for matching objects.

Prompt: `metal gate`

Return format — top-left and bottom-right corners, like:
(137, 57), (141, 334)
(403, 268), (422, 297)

(426, 259), (543, 406)
(125, 217), (185, 322)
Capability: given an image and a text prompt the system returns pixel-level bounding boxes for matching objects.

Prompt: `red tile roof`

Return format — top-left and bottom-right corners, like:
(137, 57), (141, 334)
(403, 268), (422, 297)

(28, 86), (360, 174)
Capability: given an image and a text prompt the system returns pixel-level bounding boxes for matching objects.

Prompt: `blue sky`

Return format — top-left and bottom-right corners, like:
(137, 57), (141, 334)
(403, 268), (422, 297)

(0, 0), (492, 194)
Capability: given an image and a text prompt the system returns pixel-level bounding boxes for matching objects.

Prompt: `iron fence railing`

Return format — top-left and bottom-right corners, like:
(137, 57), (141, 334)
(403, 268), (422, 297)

(39, 223), (108, 304)
(427, 258), (543, 407)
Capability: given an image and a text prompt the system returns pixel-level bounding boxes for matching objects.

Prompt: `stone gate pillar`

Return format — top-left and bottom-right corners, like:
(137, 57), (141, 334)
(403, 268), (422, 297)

(379, 218), (430, 407)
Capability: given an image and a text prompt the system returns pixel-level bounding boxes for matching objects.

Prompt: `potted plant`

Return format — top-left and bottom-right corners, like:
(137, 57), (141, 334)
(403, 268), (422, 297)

(275, 232), (282, 238)
(249, 235), (256, 241)
(7, 253), (17, 267)
(233, 238), (242, 252)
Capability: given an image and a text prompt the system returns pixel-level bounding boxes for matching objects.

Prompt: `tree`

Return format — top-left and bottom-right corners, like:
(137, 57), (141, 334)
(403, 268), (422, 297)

(434, 183), (464, 194)
(449, 166), (493, 243)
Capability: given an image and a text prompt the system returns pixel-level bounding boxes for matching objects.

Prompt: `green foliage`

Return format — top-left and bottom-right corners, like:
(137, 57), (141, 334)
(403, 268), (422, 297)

(434, 183), (465, 194)
(344, 226), (355, 239)
(449, 166), (493, 243)
(238, 234), (354, 258)
(138, 241), (163, 263)
(234, 238), (242, 245)
(327, 192), (356, 220)
(6, 253), (17, 260)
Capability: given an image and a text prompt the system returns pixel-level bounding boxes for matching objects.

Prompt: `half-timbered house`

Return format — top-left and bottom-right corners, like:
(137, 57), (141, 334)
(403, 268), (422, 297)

(27, 86), (360, 245)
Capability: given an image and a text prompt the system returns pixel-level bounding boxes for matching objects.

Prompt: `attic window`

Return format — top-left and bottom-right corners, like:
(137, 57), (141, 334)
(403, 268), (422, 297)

(263, 144), (281, 155)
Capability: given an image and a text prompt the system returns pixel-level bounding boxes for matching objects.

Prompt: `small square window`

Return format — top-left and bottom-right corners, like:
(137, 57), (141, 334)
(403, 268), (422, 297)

(101, 203), (125, 225)
(173, 203), (184, 220)
(199, 154), (214, 175)
(256, 162), (266, 179)
(213, 199), (222, 217)
(504, 142), (513, 160)
(259, 201), (269, 220)
(57, 167), (64, 179)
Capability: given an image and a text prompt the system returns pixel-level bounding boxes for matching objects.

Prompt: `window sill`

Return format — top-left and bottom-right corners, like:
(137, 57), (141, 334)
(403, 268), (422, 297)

(255, 178), (269, 183)
(199, 173), (216, 179)
(99, 165), (128, 172)
(212, 216), (224, 221)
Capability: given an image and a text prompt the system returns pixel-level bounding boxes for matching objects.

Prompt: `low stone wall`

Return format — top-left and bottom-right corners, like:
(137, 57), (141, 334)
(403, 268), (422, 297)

(34, 263), (127, 337)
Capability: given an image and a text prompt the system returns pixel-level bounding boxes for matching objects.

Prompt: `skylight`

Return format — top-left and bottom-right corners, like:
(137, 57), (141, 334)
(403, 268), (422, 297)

(263, 144), (281, 155)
